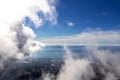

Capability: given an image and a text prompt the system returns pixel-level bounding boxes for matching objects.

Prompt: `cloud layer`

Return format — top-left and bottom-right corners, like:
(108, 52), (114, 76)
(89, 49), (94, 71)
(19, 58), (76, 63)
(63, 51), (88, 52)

(41, 30), (120, 46)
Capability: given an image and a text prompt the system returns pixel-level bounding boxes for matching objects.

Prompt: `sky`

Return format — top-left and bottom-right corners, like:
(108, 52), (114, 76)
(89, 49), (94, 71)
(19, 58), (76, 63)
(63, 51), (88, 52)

(24, 0), (120, 45)
(0, 0), (120, 79)
(0, 0), (119, 61)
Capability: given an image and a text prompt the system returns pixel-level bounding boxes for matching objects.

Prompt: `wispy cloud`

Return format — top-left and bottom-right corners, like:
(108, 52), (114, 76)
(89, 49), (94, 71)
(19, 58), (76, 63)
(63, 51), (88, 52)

(41, 30), (120, 46)
(97, 12), (109, 16)
(42, 46), (120, 80)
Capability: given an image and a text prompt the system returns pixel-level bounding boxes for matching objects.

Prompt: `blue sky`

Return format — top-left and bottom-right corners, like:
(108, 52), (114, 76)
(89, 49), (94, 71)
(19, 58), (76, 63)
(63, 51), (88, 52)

(24, 0), (120, 45)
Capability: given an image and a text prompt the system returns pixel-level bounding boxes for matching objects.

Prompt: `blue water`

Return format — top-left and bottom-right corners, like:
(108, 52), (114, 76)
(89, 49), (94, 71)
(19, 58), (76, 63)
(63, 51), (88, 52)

(32, 45), (120, 59)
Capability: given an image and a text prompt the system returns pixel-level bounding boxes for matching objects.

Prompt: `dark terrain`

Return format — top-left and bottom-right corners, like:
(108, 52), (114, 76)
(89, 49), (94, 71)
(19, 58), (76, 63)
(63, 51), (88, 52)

(0, 58), (63, 80)
(0, 58), (120, 80)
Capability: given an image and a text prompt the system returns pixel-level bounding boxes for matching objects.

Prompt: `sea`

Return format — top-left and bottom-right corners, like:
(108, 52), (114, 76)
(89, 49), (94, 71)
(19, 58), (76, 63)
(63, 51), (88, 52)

(32, 45), (120, 59)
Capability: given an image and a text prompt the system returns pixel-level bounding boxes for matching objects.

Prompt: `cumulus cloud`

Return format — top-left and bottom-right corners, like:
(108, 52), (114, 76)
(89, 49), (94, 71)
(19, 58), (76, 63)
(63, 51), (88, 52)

(66, 21), (74, 27)
(0, 0), (57, 68)
(41, 30), (120, 46)
(0, 0), (57, 27)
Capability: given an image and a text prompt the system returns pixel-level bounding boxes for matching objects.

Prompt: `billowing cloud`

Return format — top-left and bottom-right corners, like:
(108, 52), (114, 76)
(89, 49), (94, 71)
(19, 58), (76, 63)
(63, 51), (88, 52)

(41, 30), (120, 46)
(41, 46), (120, 80)
(0, 0), (57, 67)
(0, 0), (57, 27)
(56, 46), (94, 80)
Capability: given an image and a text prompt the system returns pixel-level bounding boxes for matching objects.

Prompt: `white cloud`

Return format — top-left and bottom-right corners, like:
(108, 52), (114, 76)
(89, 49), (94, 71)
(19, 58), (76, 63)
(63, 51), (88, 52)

(0, 0), (57, 63)
(66, 21), (74, 27)
(42, 46), (120, 80)
(56, 46), (94, 80)
(0, 0), (57, 27)
(41, 30), (120, 46)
